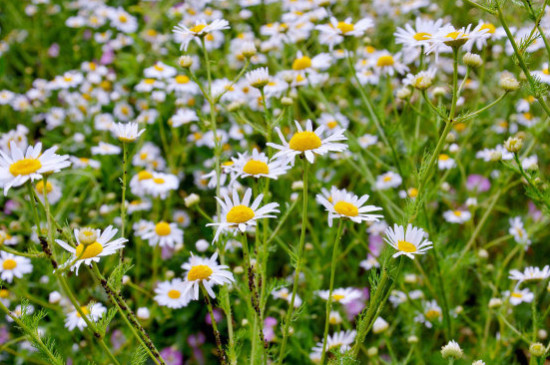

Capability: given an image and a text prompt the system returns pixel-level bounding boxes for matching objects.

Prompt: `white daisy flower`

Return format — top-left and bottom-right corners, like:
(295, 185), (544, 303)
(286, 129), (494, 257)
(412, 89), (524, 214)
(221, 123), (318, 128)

(394, 18), (445, 49)
(443, 209), (471, 224)
(91, 142), (121, 155)
(142, 172), (179, 199)
(207, 188), (279, 242)
(360, 254), (380, 271)
(181, 252), (235, 300)
(230, 149), (291, 180)
(375, 171), (402, 190)
(0, 142), (70, 195)
(316, 287), (362, 304)
(139, 221), (183, 248)
(173, 19), (230, 51)
(64, 302), (106, 331)
(170, 109), (199, 128)
(384, 224), (433, 259)
(316, 16), (373, 47)
(154, 279), (190, 309)
(0, 252), (33, 283)
(316, 186), (382, 227)
(112, 122), (145, 143)
(245, 67), (271, 88)
(317, 112), (349, 133)
(272, 287), (302, 308)
(509, 217), (531, 246)
(167, 74), (199, 94)
(311, 330), (357, 356)
(504, 288), (534, 306)
(509, 266), (550, 285)
(143, 62), (177, 79)
(267, 120), (348, 164)
(437, 153), (456, 170)
(35, 179), (62, 205)
(55, 226), (127, 274)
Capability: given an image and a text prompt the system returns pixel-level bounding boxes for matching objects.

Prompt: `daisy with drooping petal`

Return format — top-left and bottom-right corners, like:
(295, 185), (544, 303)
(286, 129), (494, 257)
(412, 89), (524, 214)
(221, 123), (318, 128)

(207, 188), (279, 242)
(316, 186), (382, 227)
(0, 252), (33, 283)
(311, 330), (357, 358)
(56, 226), (127, 274)
(384, 224), (433, 259)
(230, 149), (291, 181)
(139, 221), (183, 248)
(181, 252), (234, 300)
(35, 179), (62, 205)
(0, 142), (70, 195)
(64, 302), (106, 331)
(154, 279), (190, 309)
(112, 122), (145, 143)
(316, 287), (362, 305)
(267, 120), (347, 164)
(173, 19), (230, 51)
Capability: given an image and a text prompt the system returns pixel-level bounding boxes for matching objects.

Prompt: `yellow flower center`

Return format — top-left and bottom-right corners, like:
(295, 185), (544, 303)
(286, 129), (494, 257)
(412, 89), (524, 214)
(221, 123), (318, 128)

(408, 188), (418, 198)
(292, 56), (312, 71)
(376, 55), (395, 67)
(480, 23), (496, 34)
(175, 75), (190, 84)
(206, 33), (214, 41)
(453, 210), (462, 217)
(425, 309), (441, 320)
(75, 242), (104, 259)
(383, 175), (392, 182)
(439, 154), (450, 161)
(153, 178), (165, 185)
(295, 74), (305, 82)
(76, 306), (90, 318)
(138, 171), (153, 181)
(0, 289), (8, 298)
(511, 292), (523, 298)
(337, 21), (354, 34)
(187, 265), (213, 281)
(153, 64), (164, 72)
(168, 289), (181, 299)
(413, 32), (431, 41)
(190, 24), (207, 33)
(36, 180), (53, 194)
(327, 121), (338, 129)
(2, 259), (17, 270)
(397, 240), (417, 253)
(243, 160), (269, 175)
(446, 31), (463, 40)
(144, 78), (155, 85)
(523, 112), (533, 120)
(332, 294), (345, 301)
(226, 205), (255, 224)
(333, 201), (359, 217)
(118, 15), (127, 23)
(155, 222), (171, 236)
(9, 158), (42, 176)
(288, 131), (322, 151)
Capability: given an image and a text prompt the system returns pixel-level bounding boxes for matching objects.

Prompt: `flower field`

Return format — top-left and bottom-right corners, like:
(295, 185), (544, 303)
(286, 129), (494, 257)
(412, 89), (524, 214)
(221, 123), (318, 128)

(1, 0), (550, 364)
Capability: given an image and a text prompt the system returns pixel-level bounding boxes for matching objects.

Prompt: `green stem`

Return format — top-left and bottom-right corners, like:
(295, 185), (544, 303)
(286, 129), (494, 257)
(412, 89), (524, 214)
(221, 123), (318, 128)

(201, 285), (228, 365)
(120, 142), (128, 263)
(277, 158), (309, 365)
(320, 220), (345, 364)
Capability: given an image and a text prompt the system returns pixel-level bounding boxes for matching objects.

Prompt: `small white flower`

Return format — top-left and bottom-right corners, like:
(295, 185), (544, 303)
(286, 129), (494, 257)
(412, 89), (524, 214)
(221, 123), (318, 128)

(181, 252), (235, 300)
(384, 224), (433, 259)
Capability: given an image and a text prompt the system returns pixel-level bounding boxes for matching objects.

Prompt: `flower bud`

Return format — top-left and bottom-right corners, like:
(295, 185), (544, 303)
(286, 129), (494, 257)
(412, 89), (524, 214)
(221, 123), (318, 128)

(137, 307), (150, 320)
(196, 239), (209, 252)
(367, 347), (378, 357)
(407, 335), (419, 344)
(441, 340), (463, 359)
(281, 96), (293, 106)
(184, 193), (200, 207)
(488, 298), (502, 308)
(433, 86), (447, 97)
(178, 55), (193, 68)
(500, 73), (520, 91)
(241, 41), (257, 58)
(529, 342), (545, 357)
(463, 52), (483, 68)
(504, 136), (523, 153)
(396, 87), (412, 99)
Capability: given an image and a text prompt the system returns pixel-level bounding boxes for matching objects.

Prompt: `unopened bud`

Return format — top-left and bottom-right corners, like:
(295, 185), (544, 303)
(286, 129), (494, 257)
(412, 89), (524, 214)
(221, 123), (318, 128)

(463, 52), (483, 68)
(178, 55), (193, 68)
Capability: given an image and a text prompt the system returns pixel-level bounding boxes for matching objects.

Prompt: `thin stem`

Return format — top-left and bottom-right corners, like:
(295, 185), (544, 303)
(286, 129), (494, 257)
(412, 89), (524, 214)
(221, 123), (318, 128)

(277, 158), (309, 365)
(201, 285), (228, 365)
(120, 142), (128, 263)
(320, 220), (345, 364)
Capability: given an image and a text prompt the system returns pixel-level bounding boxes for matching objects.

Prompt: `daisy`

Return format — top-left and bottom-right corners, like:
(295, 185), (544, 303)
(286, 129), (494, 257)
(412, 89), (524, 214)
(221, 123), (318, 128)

(505, 288), (534, 306)
(290, 51), (331, 73)
(35, 179), (62, 205)
(272, 287), (302, 307)
(375, 171), (402, 190)
(207, 188), (280, 242)
(245, 67), (271, 89)
(384, 224), (433, 259)
(139, 221), (183, 248)
(91, 142), (121, 155)
(173, 19), (230, 51)
(154, 279), (190, 309)
(166, 75), (199, 94)
(531, 63), (550, 84)
(64, 302), (106, 331)
(317, 112), (349, 133)
(316, 16), (373, 47)
(112, 122), (145, 143)
(509, 217), (531, 247)
(56, 226), (127, 274)
(0, 252), (33, 283)
(142, 172), (179, 198)
(311, 330), (356, 357)
(371, 51), (409, 76)
(0, 142), (70, 195)
(316, 186), (382, 227)
(509, 266), (550, 284)
(372, 317), (389, 334)
(170, 109), (199, 127)
(360, 254), (380, 271)
(443, 209), (471, 224)
(316, 287), (362, 304)
(267, 120), (347, 164)
(144, 62), (177, 79)
(437, 154), (456, 170)
(230, 149), (291, 180)
(181, 252), (234, 300)
(358, 134), (378, 148)
(428, 24), (490, 54)
(394, 18), (444, 49)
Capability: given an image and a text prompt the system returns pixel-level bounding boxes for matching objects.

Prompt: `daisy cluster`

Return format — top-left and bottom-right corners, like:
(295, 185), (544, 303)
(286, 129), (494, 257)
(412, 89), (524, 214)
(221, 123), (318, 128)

(1, 0), (550, 364)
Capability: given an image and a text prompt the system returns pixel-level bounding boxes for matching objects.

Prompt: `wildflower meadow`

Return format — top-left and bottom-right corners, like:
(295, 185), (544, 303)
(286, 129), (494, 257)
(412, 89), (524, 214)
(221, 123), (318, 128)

(1, 0), (550, 364)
